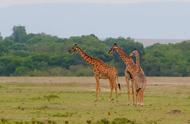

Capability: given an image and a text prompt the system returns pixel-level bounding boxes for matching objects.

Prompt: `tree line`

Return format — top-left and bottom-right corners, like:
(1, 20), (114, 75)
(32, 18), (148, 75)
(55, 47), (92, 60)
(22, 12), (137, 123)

(0, 26), (189, 76)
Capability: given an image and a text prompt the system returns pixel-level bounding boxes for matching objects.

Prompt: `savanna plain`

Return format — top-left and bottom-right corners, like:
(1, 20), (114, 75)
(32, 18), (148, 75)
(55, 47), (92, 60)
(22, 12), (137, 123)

(0, 77), (190, 124)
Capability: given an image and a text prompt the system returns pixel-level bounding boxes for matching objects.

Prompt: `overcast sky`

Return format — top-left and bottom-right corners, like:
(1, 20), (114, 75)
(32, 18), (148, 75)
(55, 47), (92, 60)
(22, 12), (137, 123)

(0, 0), (190, 6)
(0, 0), (190, 44)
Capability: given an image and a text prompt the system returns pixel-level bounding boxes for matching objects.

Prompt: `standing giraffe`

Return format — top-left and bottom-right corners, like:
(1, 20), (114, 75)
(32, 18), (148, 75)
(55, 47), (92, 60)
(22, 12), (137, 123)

(68, 44), (120, 101)
(129, 49), (146, 106)
(108, 43), (136, 105)
(108, 43), (146, 105)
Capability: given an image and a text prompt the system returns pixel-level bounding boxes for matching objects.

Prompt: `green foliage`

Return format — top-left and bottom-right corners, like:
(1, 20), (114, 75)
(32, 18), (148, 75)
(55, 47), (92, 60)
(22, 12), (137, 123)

(0, 33), (3, 41)
(96, 118), (110, 124)
(112, 118), (136, 124)
(12, 26), (27, 42)
(143, 42), (190, 76)
(0, 25), (189, 76)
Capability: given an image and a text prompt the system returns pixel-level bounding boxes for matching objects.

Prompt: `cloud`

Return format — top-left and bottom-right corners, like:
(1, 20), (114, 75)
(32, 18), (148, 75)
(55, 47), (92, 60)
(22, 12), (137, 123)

(0, 0), (190, 7)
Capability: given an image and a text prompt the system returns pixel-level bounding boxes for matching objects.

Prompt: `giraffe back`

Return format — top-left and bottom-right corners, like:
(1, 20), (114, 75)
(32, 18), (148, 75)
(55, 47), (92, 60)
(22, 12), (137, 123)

(92, 58), (117, 78)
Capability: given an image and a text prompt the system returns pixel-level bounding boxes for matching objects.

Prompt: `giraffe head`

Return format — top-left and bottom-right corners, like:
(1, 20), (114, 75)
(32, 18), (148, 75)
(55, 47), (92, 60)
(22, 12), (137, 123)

(129, 49), (140, 57)
(108, 43), (118, 55)
(68, 44), (79, 53)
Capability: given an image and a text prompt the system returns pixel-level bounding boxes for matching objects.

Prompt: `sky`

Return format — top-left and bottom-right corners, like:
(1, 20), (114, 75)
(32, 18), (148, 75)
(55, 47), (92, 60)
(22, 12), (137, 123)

(0, 0), (190, 45)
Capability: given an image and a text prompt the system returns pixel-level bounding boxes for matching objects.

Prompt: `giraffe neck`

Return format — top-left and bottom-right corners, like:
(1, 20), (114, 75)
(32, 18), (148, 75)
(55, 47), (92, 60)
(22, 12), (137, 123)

(77, 47), (95, 65)
(116, 47), (134, 65)
(135, 55), (140, 69)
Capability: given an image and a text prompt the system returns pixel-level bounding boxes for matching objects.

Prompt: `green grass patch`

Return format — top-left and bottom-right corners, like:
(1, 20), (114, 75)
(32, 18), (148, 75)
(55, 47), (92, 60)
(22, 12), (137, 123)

(0, 82), (189, 124)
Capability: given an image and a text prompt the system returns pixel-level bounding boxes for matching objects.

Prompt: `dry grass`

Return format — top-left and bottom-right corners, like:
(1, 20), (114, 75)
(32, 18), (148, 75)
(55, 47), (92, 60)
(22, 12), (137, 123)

(0, 76), (190, 85)
(0, 76), (189, 91)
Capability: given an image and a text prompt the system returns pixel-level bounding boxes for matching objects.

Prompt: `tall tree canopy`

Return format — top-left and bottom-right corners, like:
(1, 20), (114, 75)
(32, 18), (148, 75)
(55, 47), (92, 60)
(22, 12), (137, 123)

(12, 26), (27, 42)
(0, 26), (189, 76)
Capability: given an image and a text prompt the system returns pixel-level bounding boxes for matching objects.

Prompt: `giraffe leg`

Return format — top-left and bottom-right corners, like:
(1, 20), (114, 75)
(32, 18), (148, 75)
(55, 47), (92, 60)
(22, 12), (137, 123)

(95, 75), (100, 101)
(110, 86), (114, 101)
(136, 90), (140, 106)
(114, 77), (118, 100)
(136, 86), (140, 106)
(108, 78), (114, 101)
(125, 74), (131, 105)
(131, 79), (135, 105)
(139, 91), (142, 106)
(138, 90), (142, 106)
(131, 79), (137, 106)
(136, 85), (141, 106)
(139, 90), (142, 106)
(99, 87), (101, 95)
(135, 89), (138, 106)
(140, 90), (144, 106)
(138, 82), (145, 106)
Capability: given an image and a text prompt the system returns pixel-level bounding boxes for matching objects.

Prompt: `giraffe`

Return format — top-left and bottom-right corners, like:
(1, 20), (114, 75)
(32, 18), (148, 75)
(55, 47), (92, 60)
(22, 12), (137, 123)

(108, 43), (146, 106)
(68, 44), (120, 101)
(129, 49), (146, 106)
(108, 43), (136, 105)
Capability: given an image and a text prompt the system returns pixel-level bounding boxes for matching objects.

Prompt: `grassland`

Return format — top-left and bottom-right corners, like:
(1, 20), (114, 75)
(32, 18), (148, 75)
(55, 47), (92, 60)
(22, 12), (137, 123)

(0, 77), (190, 124)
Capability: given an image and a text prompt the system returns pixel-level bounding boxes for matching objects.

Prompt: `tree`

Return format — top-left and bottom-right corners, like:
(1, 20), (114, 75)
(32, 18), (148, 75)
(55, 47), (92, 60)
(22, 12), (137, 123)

(0, 33), (3, 41)
(0, 25), (189, 76)
(12, 26), (27, 42)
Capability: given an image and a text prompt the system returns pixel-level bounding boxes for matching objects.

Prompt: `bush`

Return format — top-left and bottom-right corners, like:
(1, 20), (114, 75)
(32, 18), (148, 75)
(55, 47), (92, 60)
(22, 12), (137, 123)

(112, 118), (136, 124)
